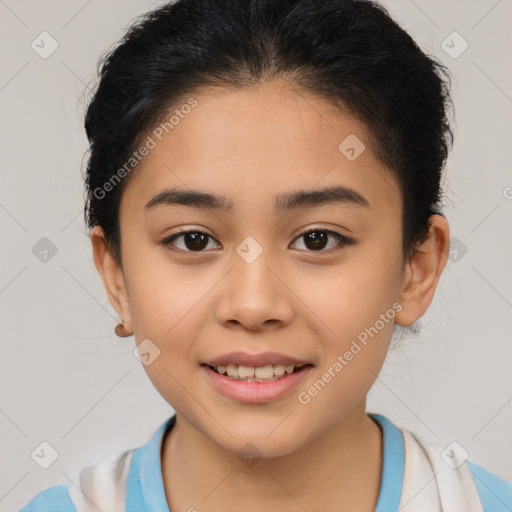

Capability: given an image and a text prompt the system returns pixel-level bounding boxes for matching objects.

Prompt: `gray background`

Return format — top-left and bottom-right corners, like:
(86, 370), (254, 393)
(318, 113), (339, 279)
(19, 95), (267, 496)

(1, 0), (511, 510)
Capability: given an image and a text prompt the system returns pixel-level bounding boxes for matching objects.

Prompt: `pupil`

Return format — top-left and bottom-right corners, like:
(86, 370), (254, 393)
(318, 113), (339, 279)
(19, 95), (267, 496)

(185, 232), (208, 250)
(305, 231), (327, 250)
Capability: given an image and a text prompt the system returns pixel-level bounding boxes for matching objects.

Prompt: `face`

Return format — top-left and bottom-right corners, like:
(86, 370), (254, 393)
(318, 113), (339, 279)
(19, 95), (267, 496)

(111, 81), (407, 456)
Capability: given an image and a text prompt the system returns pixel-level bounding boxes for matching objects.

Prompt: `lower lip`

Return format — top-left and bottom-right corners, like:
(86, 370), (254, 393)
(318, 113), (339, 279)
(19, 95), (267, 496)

(200, 364), (313, 403)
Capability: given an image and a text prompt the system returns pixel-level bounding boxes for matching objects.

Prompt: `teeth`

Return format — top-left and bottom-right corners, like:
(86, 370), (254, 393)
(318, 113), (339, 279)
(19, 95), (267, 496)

(213, 363), (300, 381)
(238, 365), (255, 378)
(255, 365), (274, 379)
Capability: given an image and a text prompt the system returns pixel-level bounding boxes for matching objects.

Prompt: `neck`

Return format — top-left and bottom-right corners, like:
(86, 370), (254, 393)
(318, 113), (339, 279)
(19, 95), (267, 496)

(161, 401), (382, 512)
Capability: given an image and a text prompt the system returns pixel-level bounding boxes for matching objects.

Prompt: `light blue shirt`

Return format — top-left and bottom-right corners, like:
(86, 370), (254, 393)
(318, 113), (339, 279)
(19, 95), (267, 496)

(18, 413), (512, 511)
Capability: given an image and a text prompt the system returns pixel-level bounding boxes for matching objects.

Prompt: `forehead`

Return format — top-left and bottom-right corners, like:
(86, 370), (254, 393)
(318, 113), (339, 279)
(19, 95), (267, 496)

(121, 81), (400, 217)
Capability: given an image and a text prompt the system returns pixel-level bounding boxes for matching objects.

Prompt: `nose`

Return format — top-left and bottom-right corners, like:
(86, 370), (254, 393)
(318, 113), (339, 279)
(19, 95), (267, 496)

(214, 248), (294, 331)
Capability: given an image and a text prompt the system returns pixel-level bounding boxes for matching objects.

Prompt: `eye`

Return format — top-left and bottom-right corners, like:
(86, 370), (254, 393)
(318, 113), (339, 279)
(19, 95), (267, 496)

(290, 228), (354, 253)
(161, 229), (221, 252)
(161, 227), (354, 254)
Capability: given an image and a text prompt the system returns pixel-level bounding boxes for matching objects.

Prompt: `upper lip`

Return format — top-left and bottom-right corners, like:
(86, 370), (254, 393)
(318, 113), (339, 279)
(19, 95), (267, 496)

(203, 351), (312, 368)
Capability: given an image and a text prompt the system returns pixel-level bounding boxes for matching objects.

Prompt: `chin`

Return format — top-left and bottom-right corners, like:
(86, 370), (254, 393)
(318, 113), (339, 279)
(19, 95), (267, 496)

(207, 415), (310, 459)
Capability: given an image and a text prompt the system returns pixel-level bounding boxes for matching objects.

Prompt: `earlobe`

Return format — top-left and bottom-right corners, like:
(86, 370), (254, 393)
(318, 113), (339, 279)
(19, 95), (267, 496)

(90, 226), (133, 334)
(394, 215), (450, 327)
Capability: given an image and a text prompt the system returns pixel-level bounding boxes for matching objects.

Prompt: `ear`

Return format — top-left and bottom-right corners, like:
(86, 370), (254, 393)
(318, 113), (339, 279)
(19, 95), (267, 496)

(395, 214), (450, 327)
(90, 226), (132, 333)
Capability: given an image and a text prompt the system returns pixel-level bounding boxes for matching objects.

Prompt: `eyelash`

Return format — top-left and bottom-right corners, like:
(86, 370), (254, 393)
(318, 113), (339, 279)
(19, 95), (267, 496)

(161, 227), (354, 254)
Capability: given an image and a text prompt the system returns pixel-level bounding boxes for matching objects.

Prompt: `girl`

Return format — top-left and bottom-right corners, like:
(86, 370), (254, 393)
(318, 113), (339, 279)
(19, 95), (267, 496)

(20, 0), (512, 510)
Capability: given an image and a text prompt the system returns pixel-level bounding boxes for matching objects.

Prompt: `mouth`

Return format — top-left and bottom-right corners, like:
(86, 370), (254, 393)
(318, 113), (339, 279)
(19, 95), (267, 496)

(204, 363), (311, 382)
(200, 362), (314, 403)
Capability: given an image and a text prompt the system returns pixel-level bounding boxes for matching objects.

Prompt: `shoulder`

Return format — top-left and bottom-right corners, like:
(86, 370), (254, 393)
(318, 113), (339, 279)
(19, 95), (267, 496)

(414, 431), (512, 511)
(387, 418), (511, 512)
(467, 460), (512, 512)
(18, 449), (135, 512)
(18, 484), (76, 512)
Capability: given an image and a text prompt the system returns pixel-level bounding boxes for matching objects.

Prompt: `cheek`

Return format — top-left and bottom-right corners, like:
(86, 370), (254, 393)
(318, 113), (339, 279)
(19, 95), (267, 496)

(294, 249), (402, 345)
(123, 240), (212, 337)
(294, 270), (397, 428)
(124, 253), (209, 408)
(289, 236), (402, 405)
(295, 269), (396, 389)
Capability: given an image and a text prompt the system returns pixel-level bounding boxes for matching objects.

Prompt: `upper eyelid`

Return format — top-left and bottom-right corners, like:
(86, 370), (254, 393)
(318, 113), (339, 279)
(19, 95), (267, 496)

(167, 226), (347, 239)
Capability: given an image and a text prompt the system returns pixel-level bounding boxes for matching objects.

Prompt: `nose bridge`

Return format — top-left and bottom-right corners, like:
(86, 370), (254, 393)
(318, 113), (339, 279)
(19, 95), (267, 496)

(214, 235), (294, 329)
(232, 234), (279, 302)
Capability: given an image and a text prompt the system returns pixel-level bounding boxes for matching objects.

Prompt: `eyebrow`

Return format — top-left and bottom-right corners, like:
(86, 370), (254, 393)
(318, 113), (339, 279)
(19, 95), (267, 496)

(144, 185), (370, 213)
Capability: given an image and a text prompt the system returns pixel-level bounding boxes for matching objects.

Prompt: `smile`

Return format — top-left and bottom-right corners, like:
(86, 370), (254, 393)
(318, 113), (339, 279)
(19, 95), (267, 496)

(201, 363), (314, 403)
(208, 363), (303, 382)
